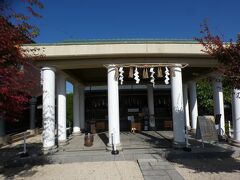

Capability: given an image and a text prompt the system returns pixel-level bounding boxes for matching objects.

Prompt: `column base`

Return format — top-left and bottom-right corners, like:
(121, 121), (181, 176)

(172, 141), (186, 149)
(72, 131), (82, 136)
(42, 145), (58, 155)
(0, 136), (8, 146)
(27, 129), (37, 135)
(106, 143), (122, 151)
(228, 138), (240, 147)
(190, 129), (196, 134)
(58, 139), (69, 146)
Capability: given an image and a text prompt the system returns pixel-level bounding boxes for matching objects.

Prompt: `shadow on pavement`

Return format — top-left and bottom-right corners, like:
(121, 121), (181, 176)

(0, 142), (53, 179)
(158, 131), (240, 173)
(168, 156), (240, 173)
(139, 131), (172, 148)
(98, 133), (109, 146)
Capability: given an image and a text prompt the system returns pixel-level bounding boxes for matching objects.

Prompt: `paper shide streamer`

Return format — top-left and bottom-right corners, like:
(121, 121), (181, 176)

(134, 67), (140, 84)
(164, 67), (170, 84)
(119, 67), (124, 85)
(149, 67), (155, 87)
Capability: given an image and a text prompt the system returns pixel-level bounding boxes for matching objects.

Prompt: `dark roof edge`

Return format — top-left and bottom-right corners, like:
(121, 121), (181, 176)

(23, 39), (200, 46)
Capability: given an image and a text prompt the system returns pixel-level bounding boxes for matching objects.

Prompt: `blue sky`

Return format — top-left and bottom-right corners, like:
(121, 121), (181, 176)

(14, 0), (240, 43)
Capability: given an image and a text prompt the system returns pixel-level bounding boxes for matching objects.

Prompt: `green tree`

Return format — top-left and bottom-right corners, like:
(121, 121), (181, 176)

(197, 78), (232, 115)
(197, 79), (214, 115)
(66, 93), (73, 127)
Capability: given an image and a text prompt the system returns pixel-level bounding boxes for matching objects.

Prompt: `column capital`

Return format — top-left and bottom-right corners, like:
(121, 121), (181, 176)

(209, 72), (223, 79)
(41, 66), (56, 72)
(106, 64), (117, 69)
(187, 80), (196, 85)
(172, 64), (182, 68)
(56, 72), (67, 80)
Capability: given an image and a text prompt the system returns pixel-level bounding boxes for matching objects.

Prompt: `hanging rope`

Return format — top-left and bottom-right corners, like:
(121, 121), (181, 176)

(104, 63), (188, 69)
(142, 68), (149, 79)
(104, 63), (188, 86)
(129, 67), (133, 78)
(157, 67), (163, 78)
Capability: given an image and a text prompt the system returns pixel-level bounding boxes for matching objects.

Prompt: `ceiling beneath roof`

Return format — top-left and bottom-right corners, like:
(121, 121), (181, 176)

(64, 67), (214, 85)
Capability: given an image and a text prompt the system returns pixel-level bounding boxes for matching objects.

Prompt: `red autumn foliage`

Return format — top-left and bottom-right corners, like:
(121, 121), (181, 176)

(196, 22), (240, 89)
(0, 0), (43, 121)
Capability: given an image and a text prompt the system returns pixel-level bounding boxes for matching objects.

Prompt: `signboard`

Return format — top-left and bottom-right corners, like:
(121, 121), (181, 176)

(196, 116), (218, 143)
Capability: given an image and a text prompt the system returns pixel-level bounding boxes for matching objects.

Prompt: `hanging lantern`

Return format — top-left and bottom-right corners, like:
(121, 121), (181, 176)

(134, 67), (140, 84)
(119, 67), (124, 85)
(149, 67), (155, 87)
(164, 67), (170, 84)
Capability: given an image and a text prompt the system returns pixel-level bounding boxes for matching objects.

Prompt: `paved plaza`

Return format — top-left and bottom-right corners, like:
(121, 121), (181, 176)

(0, 131), (240, 179)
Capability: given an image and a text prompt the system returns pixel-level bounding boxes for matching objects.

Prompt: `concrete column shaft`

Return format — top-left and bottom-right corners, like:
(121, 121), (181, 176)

(212, 76), (225, 135)
(147, 85), (155, 128)
(73, 83), (81, 134)
(57, 74), (67, 143)
(30, 97), (37, 130)
(0, 116), (5, 137)
(0, 116), (5, 145)
(188, 81), (198, 130)
(183, 84), (190, 129)
(171, 66), (185, 145)
(42, 67), (56, 149)
(233, 89), (240, 141)
(79, 85), (85, 131)
(107, 65), (120, 146)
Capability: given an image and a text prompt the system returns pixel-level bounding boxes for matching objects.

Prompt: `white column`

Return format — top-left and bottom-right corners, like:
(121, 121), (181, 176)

(29, 97), (37, 130)
(232, 89), (240, 142)
(57, 73), (67, 144)
(232, 92), (236, 138)
(212, 76), (225, 135)
(171, 65), (185, 146)
(79, 84), (85, 131)
(183, 84), (191, 130)
(42, 67), (56, 150)
(188, 81), (198, 130)
(107, 65), (120, 149)
(73, 83), (81, 135)
(147, 85), (155, 128)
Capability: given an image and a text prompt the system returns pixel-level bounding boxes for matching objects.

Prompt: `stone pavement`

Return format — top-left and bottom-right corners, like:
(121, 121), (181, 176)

(138, 158), (184, 180)
(3, 149), (185, 180)
(1, 161), (144, 180)
(2, 131), (240, 180)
